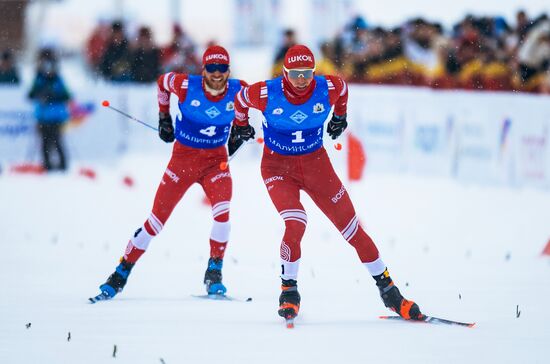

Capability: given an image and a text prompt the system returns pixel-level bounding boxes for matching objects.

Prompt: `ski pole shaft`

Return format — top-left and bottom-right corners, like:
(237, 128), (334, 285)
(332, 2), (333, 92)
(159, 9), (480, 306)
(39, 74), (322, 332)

(101, 100), (157, 131)
(220, 140), (252, 170)
(228, 140), (249, 162)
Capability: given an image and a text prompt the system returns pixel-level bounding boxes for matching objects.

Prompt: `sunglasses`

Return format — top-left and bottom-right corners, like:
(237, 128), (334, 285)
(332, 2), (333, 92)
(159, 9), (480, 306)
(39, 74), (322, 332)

(205, 63), (229, 73)
(285, 68), (314, 79)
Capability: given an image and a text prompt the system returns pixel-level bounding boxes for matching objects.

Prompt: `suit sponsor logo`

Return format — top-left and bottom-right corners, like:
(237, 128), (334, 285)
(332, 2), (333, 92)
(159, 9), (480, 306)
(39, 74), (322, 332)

(225, 101), (234, 111)
(331, 185), (346, 203)
(205, 54), (228, 62)
(235, 110), (246, 120)
(287, 55), (313, 63)
(280, 241), (291, 261)
(210, 171), (231, 183)
(273, 107), (284, 115)
(165, 168), (180, 183)
(313, 103), (325, 113)
(205, 106), (221, 119)
(414, 125), (439, 153)
(289, 110), (308, 124)
(264, 175), (284, 184)
(191, 99), (200, 107)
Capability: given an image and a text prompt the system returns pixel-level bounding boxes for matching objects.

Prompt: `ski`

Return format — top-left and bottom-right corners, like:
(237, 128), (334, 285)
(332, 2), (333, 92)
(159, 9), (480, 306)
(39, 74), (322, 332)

(89, 292), (112, 304)
(90, 293), (252, 303)
(380, 315), (475, 328)
(285, 318), (295, 329)
(191, 294), (252, 302)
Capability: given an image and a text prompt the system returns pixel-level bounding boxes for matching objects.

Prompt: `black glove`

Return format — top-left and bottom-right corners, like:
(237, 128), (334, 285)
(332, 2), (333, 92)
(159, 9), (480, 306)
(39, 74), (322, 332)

(158, 113), (175, 143)
(326, 113), (348, 140)
(228, 123), (255, 156)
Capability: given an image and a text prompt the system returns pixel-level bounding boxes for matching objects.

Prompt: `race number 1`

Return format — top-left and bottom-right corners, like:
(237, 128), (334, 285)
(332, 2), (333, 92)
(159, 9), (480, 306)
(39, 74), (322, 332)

(291, 130), (305, 143)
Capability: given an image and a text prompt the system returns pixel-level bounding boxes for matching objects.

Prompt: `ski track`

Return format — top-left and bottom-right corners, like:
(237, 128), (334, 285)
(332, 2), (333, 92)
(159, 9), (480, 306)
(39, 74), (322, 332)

(1, 154), (549, 363)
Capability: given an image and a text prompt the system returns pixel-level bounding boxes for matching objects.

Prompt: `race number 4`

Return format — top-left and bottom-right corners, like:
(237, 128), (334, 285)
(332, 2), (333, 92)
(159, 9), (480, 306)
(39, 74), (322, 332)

(291, 130), (305, 143)
(200, 126), (216, 137)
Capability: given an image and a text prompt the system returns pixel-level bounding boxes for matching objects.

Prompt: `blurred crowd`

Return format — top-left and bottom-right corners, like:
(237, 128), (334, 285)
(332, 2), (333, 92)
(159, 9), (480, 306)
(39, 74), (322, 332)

(85, 21), (201, 83)
(287, 10), (550, 93)
(1, 11), (549, 94)
(0, 49), (20, 84)
(1, 11), (548, 174)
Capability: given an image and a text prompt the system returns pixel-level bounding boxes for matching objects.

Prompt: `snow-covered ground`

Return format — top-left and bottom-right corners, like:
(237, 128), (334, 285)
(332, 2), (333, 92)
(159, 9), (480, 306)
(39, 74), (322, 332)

(1, 152), (549, 363)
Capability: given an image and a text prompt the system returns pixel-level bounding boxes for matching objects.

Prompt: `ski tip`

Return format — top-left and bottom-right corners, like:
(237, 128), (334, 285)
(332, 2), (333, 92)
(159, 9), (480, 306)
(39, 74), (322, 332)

(192, 294), (238, 301)
(379, 315), (424, 322)
(380, 314), (476, 328)
(284, 313), (296, 329)
(89, 291), (113, 304)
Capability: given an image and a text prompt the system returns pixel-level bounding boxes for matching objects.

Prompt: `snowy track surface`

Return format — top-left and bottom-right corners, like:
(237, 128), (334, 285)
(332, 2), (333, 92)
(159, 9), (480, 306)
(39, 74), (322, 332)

(1, 155), (549, 363)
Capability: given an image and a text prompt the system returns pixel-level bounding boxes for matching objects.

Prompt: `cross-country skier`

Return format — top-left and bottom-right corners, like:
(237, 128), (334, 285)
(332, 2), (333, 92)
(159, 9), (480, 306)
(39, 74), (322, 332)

(229, 44), (422, 322)
(92, 45), (250, 302)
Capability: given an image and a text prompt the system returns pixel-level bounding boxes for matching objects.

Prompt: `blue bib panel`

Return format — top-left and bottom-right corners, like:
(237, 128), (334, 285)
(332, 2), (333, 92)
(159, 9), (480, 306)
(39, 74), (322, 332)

(263, 76), (331, 155)
(175, 75), (241, 148)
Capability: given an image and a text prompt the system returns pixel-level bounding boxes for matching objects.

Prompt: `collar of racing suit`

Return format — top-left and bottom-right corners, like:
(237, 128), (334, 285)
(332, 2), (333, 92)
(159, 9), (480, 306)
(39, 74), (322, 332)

(281, 72), (317, 105)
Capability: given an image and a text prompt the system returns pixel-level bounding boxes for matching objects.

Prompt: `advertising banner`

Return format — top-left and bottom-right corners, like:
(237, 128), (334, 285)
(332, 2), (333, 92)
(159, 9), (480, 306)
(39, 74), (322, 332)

(1, 83), (548, 189)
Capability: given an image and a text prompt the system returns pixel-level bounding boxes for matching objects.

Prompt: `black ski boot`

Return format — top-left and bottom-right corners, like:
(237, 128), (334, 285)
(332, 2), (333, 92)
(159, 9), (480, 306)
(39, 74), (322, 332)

(374, 269), (423, 320)
(278, 279), (301, 319)
(99, 259), (135, 299)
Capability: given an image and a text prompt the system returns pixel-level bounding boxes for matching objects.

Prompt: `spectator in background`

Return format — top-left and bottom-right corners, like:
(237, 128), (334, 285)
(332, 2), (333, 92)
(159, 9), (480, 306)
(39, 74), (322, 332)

(542, 72), (550, 94)
(344, 15), (369, 48)
(403, 18), (438, 84)
(271, 29), (297, 77)
(517, 19), (550, 92)
(516, 10), (532, 42)
(344, 16), (370, 81)
(131, 26), (160, 83)
(315, 42), (339, 76)
(28, 48), (71, 172)
(366, 27), (409, 85)
(331, 32), (346, 70)
(0, 50), (19, 84)
(100, 21), (131, 82)
(160, 24), (201, 74)
(85, 19), (111, 75)
(359, 27), (387, 83)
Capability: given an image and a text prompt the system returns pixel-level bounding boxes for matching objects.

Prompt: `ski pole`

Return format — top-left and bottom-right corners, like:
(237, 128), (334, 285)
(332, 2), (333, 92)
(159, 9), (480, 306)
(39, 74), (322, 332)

(219, 139), (254, 170)
(101, 100), (158, 131)
(102, 99), (258, 169)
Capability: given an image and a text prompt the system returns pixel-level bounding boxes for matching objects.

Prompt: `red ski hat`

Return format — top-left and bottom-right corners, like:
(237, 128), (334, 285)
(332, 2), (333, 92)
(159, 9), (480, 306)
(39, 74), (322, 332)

(283, 45), (315, 70)
(202, 45), (230, 66)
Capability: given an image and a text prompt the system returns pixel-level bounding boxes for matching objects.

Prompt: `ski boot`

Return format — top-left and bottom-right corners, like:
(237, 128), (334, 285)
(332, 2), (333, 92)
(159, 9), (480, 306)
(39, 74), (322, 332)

(204, 258), (227, 295)
(278, 279), (301, 319)
(374, 269), (423, 320)
(97, 259), (134, 300)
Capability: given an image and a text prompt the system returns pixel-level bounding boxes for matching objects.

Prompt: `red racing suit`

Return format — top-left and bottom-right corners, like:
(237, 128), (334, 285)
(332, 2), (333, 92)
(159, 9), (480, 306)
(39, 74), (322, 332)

(122, 73), (247, 263)
(233, 75), (383, 280)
